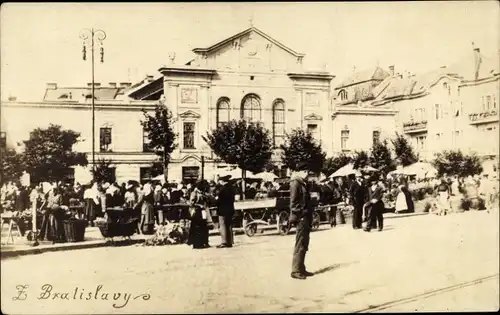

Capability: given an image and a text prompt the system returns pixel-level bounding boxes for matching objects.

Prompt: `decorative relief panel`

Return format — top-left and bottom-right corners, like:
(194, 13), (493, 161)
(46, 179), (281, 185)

(305, 92), (319, 107)
(181, 87), (198, 104)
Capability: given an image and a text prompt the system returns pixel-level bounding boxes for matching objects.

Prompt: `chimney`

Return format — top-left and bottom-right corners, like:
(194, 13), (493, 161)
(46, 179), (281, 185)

(145, 75), (154, 82)
(108, 82), (117, 88)
(46, 83), (57, 90)
(120, 82), (132, 88)
(473, 46), (481, 80)
(8, 96), (17, 101)
(389, 65), (395, 76)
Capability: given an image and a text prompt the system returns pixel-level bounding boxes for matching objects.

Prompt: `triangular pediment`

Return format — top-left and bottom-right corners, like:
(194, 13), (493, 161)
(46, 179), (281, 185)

(193, 27), (304, 58)
(304, 113), (323, 121)
(179, 110), (201, 119)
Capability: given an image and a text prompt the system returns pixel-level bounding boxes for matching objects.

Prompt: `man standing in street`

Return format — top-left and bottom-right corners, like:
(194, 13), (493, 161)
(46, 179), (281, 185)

(349, 173), (366, 230)
(216, 175), (235, 248)
(290, 161), (314, 280)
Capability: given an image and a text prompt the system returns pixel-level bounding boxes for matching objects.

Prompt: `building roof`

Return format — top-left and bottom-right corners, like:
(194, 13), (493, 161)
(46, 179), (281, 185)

(372, 76), (418, 102)
(336, 66), (390, 89)
(43, 86), (128, 102)
(192, 26), (305, 58)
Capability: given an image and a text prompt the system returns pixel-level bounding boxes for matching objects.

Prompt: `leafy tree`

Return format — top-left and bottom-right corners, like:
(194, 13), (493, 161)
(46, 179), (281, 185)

(204, 119), (273, 198)
(90, 159), (115, 183)
(433, 150), (483, 177)
(322, 153), (352, 177)
(391, 133), (419, 166)
(370, 140), (396, 174)
(1, 148), (26, 185)
(353, 150), (370, 169)
(141, 104), (177, 181)
(281, 128), (326, 173)
(23, 124), (87, 183)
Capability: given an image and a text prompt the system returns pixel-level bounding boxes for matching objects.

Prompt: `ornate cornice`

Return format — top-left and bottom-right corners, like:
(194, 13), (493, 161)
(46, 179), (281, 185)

(178, 109), (201, 119)
(304, 113), (323, 121)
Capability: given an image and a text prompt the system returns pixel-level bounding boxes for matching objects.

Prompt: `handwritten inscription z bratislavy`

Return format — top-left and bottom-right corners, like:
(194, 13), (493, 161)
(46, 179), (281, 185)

(13, 284), (151, 309)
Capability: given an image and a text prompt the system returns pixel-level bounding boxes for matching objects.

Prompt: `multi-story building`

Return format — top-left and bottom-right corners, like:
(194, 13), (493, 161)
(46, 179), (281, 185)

(131, 26), (335, 181)
(372, 47), (499, 166)
(330, 66), (398, 155)
(2, 26), (336, 183)
(1, 82), (162, 184)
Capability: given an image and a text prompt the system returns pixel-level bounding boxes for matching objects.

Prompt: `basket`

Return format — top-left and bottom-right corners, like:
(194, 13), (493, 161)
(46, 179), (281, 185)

(96, 219), (138, 238)
(62, 219), (87, 242)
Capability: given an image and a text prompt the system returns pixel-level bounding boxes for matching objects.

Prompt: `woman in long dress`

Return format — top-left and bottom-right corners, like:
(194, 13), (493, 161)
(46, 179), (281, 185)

(436, 178), (450, 215)
(136, 183), (155, 235)
(395, 185), (408, 214)
(187, 181), (210, 249)
(84, 183), (100, 227)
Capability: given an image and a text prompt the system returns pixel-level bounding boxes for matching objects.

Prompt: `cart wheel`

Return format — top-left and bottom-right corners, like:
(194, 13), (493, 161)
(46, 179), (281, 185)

(244, 223), (258, 237)
(312, 212), (320, 231)
(278, 211), (290, 236)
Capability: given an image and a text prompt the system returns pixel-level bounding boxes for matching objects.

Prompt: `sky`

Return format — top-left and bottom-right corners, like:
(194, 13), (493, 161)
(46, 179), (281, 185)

(1, 1), (499, 101)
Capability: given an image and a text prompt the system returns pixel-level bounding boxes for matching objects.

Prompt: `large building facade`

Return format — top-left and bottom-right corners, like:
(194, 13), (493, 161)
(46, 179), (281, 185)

(1, 28), (498, 183)
(131, 27), (335, 181)
(1, 83), (162, 184)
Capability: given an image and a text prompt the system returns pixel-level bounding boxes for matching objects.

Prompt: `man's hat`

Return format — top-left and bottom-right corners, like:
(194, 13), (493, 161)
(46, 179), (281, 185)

(219, 175), (232, 181)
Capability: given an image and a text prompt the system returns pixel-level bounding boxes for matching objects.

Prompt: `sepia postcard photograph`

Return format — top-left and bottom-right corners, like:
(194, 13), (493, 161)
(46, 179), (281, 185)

(0, 1), (499, 314)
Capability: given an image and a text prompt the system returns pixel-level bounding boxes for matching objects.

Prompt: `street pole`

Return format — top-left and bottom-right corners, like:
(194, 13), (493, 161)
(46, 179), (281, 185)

(201, 155), (205, 180)
(80, 28), (106, 172)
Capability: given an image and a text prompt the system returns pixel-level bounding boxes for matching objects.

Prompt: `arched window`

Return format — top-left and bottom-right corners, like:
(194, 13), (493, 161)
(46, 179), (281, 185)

(216, 97), (230, 127)
(272, 99), (285, 147)
(241, 94), (261, 121)
(338, 90), (348, 101)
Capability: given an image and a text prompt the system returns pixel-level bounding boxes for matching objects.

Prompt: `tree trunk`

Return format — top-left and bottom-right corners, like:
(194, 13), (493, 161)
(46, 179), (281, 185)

(163, 162), (169, 182)
(241, 169), (246, 201)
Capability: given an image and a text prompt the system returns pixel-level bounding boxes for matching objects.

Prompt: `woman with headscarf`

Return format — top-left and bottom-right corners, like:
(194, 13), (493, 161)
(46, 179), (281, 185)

(84, 182), (100, 227)
(136, 183), (155, 235)
(187, 181), (210, 249)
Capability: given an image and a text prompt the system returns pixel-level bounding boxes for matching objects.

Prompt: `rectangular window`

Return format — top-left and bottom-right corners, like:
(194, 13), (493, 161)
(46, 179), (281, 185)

(486, 95), (492, 111)
(493, 95), (497, 109)
(99, 127), (112, 152)
(341, 130), (350, 151)
(434, 104), (440, 120)
(182, 166), (200, 183)
(142, 127), (153, 153)
(183, 122), (195, 149)
(482, 96), (486, 111)
(307, 124), (318, 137)
(372, 130), (380, 145)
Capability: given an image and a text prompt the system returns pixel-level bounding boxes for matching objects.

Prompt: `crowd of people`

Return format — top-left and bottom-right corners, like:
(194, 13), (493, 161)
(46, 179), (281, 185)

(1, 168), (497, 246)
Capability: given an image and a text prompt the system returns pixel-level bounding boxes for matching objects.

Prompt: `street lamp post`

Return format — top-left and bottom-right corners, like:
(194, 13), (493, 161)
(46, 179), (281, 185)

(80, 28), (106, 171)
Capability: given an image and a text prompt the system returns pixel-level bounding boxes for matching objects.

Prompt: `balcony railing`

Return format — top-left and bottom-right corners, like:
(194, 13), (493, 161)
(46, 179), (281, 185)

(403, 120), (428, 133)
(468, 110), (498, 124)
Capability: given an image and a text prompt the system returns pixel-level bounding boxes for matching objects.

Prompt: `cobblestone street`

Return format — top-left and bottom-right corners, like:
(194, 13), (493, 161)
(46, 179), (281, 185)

(2, 210), (498, 313)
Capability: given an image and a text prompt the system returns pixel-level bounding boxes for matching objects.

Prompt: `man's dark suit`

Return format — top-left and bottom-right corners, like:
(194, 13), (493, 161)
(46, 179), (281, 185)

(290, 177), (313, 275)
(365, 185), (384, 231)
(216, 183), (235, 246)
(349, 179), (366, 229)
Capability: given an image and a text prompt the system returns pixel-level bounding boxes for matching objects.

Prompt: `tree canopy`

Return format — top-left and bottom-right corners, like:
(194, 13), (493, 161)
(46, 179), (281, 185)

(23, 124), (88, 183)
(370, 140), (396, 174)
(322, 153), (352, 177)
(353, 150), (370, 169)
(280, 128), (326, 173)
(141, 104), (177, 178)
(433, 150), (483, 177)
(203, 119), (273, 174)
(391, 133), (419, 166)
(1, 148), (25, 184)
(91, 158), (115, 183)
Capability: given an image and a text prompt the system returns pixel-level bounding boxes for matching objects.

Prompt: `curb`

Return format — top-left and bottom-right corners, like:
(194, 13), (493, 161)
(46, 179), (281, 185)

(1, 213), (426, 259)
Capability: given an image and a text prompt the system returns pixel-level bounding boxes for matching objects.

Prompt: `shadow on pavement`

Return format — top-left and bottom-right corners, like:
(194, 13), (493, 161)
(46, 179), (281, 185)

(313, 261), (359, 275)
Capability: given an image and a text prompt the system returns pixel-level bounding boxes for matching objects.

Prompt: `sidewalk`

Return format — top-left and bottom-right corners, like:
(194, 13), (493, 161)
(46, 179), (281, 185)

(1, 211), (428, 259)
